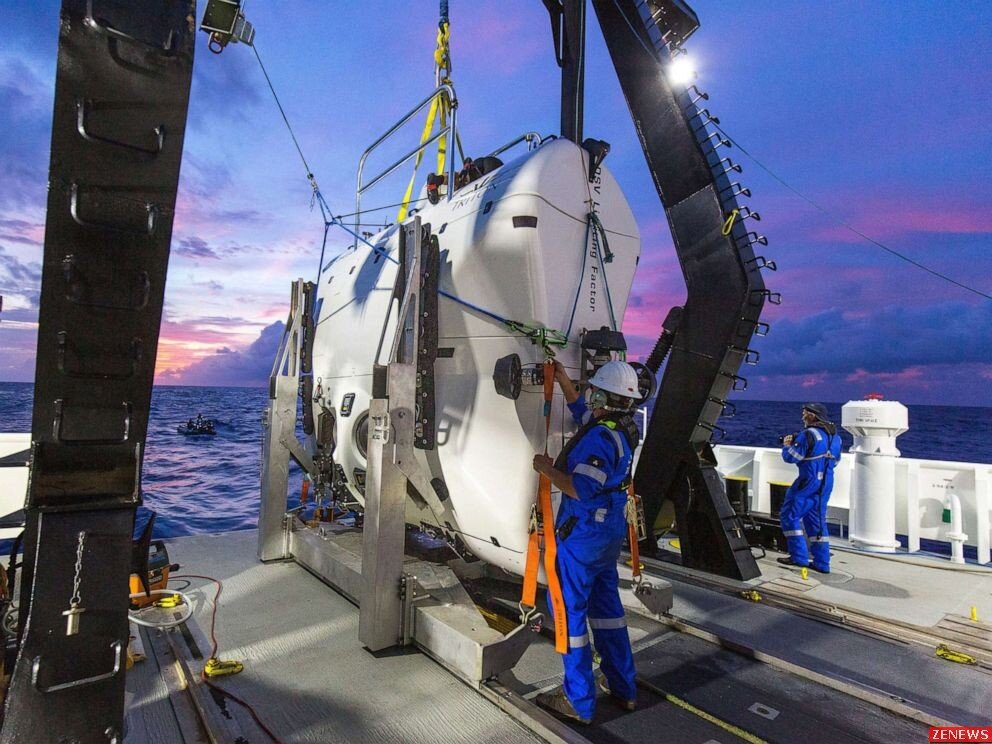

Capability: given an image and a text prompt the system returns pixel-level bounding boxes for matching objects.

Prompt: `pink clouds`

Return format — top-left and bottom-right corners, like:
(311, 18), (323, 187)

(800, 373), (828, 389)
(805, 196), (992, 244)
(845, 367), (926, 386)
(0, 218), (44, 245)
(154, 315), (267, 381)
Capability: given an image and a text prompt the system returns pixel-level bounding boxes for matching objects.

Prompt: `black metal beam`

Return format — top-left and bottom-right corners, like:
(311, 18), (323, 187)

(591, 0), (764, 580)
(560, 0), (586, 142)
(2, 1), (195, 740)
(544, 0), (586, 142)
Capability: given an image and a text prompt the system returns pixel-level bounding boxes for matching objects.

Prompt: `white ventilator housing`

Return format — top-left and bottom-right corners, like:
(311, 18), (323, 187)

(842, 398), (909, 552)
(310, 138), (640, 576)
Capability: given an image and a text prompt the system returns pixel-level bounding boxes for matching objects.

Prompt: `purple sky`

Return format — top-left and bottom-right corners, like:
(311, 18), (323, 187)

(1, 1), (990, 405)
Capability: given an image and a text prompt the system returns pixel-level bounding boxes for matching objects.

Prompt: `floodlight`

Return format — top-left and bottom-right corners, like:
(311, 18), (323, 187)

(667, 55), (697, 87)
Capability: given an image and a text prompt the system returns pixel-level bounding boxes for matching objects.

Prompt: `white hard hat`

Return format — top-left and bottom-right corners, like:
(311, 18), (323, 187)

(589, 360), (639, 399)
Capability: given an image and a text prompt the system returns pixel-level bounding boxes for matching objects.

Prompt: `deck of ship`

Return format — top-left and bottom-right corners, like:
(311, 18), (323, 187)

(123, 529), (991, 743)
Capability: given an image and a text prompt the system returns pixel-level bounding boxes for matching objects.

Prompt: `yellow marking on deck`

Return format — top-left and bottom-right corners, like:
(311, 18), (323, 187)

(638, 677), (768, 744)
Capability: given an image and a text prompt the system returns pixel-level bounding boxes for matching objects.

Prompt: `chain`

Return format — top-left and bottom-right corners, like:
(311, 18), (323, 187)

(70, 531), (85, 607)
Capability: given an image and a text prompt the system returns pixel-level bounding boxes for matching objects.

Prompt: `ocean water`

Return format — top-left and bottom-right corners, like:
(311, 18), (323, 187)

(0, 382), (988, 540)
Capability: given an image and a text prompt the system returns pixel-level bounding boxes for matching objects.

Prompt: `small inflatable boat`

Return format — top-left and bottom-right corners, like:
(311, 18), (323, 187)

(177, 420), (216, 436)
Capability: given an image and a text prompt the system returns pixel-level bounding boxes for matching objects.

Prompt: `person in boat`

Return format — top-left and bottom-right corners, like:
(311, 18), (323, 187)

(532, 360), (641, 724)
(187, 418), (194, 429)
(778, 402), (842, 573)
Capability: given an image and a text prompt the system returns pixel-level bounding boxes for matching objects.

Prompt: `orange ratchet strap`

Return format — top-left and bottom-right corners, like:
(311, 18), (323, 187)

(520, 361), (569, 654)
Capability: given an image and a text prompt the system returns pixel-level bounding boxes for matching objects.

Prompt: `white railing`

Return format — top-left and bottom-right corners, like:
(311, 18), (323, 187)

(713, 444), (992, 565)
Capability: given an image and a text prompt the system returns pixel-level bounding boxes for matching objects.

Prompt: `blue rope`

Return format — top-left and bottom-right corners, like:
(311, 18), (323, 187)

(440, 0), (449, 26)
(590, 214), (618, 331)
(564, 212), (618, 337)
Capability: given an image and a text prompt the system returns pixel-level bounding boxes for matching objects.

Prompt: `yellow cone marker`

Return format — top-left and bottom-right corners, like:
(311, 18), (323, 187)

(971, 606), (979, 622)
(801, 567), (808, 581)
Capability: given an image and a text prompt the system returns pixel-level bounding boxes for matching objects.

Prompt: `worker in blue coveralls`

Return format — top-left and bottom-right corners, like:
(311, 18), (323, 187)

(778, 402), (842, 573)
(531, 359), (642, 725)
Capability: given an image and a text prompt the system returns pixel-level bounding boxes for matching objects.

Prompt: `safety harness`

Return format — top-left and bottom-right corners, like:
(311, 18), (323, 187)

(554, 410), (647, 587)
(552, 411), (640, 473)
(520, 362), (568, 652)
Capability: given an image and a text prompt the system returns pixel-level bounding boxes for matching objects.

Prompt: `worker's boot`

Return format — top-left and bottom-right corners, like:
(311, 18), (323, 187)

(809, 537), (830, 574)
(597, 676), (636, 711)
(775, 556), (809, 568)
(535, 688), (592, 725)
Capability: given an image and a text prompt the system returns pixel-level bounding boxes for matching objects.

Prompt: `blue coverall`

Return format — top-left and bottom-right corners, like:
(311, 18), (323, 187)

(552, 399), (638, 720)
(780, 426), (841, 571)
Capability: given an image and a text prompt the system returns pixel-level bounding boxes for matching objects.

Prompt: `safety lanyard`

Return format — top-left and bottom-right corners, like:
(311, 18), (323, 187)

(520, 361), (568, 654)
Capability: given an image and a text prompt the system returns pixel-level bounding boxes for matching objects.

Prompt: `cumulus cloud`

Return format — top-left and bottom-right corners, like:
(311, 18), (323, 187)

(0, 246), (41, 314)
(750, 362), (992, 407)
(755, 302), (992, 376)
(158, 320), (283, 387)
(0, 245), (41, 286)
(175, 236), (219, 259)
(171, 231), (281, 261)
(0, 217), (44, 245)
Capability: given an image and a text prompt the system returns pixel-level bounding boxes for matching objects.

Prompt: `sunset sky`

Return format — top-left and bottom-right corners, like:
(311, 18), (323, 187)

(1, 1), (990, 405)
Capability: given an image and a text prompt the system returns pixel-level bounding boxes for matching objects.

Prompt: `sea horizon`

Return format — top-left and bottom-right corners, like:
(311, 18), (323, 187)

(1, 382), (988, 543)
(1, 379), (990, 409)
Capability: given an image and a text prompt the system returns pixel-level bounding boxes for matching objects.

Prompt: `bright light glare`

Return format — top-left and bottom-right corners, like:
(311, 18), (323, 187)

(667, 55), (696, 87)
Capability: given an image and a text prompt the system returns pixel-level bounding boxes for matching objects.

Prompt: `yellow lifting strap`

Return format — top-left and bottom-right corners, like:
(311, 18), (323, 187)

(398, 21), (452, 223)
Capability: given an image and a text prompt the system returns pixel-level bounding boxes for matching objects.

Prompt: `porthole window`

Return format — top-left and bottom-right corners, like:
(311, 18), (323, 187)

(354, 411), (370, 459)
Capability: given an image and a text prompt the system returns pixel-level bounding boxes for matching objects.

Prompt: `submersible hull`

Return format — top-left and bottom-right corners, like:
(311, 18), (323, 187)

(310, 138), (640, 575)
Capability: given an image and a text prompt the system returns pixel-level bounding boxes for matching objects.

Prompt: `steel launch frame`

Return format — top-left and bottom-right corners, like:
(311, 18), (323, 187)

(258, 219), (541, 684)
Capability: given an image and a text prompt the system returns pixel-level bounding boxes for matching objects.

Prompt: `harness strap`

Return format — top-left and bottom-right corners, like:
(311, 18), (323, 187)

(816, 433), (836, 497)
(520, 362), (568, 653)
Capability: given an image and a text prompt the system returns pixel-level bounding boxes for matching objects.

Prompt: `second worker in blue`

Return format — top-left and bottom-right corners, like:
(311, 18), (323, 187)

(778, 402), (842, 573)
(532, 359), (642, 725)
